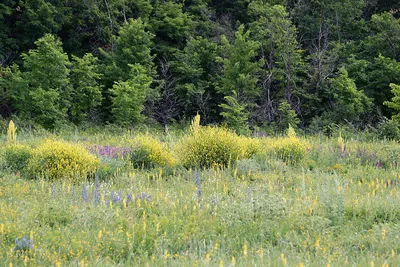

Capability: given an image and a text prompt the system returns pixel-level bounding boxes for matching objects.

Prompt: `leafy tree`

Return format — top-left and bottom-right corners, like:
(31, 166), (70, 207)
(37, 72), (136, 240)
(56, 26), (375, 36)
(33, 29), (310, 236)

(363, 13), (400, 60)
(15, 0), (64, 52)
(248, 2), (305, 123)
(220, 91), (249, 134)
(276, 99), (300, 131)
(107, 18), (155, 82)
(328, 67), (371, 122)
(217, 25), (263, 127)
(101, 18), (155, 121)
(290, 0), (365, 45)
(174, 36), (220, 122)
(384, 83), (400, 122)
(70, 53), (103, 124)
(110, 64), (153, 126)
(9, 34), (71, 128)
(288, 0), (365, 123)
(217, 25), (262, 102)
(58, 0), (145, 56)
(150, 0), (193, 55)
(183, 0), (214, 36)
(348, 55), (400, 118)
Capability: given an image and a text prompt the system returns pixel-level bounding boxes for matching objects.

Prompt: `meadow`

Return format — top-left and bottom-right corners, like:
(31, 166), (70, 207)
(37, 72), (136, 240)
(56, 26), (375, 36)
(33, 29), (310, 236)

(1, 119), (400, 266)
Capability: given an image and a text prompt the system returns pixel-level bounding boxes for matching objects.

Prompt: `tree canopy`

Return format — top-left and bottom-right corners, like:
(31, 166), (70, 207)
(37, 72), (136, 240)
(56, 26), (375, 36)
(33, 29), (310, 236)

(1, 0), (400, 132)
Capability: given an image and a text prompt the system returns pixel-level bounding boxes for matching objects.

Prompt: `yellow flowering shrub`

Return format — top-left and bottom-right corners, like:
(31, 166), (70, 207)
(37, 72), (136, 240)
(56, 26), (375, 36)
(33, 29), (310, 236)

(3, 144), (32, 172)
(130, 135), (175, 169)
(177, 126), (245, 168)
(273, 136), (309, 164)
(26, 139), (100, 181)
(239, 136), (264, 158)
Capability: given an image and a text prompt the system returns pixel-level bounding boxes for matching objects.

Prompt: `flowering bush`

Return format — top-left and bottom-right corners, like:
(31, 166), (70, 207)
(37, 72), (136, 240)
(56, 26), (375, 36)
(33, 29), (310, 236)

(26, 139), (100, 181)
(3, 144), (32, 172)
(130, 135), (175, 169)
(177, 126), (245, 168)
(239, 136), (264, 158)
(273, 136), (309, 164)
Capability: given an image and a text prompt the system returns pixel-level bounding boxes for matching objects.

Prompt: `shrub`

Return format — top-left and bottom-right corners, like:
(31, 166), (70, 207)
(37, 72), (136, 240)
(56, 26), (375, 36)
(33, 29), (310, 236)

(273, 136), (309, 164)
(96, 157), (126, 180)
(376, 118), (400, 140)
(26, 139), (100, 181)
(239, 136), (264, 158)
(130, 135), (175, 169)
(177, 126), (245, 168)
(3, 144), (32, 172)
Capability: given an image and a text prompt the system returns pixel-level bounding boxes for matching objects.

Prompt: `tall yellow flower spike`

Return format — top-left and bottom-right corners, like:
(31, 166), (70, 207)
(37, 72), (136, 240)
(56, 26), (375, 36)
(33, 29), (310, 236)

(243, 243), (248, 258)
(189, 113), (201, 134)
(7, 120), (16, 143)
(287, 123), (296, 138)
(338, 132), (345, 152)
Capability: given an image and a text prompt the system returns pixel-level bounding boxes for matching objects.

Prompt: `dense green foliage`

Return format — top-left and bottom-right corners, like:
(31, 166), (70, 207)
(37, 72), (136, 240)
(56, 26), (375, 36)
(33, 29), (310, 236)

(1, 0), (400, 132)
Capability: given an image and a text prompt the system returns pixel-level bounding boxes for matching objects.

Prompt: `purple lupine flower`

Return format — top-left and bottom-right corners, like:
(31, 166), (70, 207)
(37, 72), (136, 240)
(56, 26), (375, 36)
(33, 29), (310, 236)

(51, 183), (57, 198)
(127, 193), (133, 202)
(195, 172), (202, 206)
(82, 183), (89, 203)
(197, 188), (203, 199)
(14, 236), (33, 252)
(139, 192), (152, 200)
(94, 175), (100, 205)
(112, 191), (123, 203)
(72, 186), (76, 203)
(195, 172), (201, 188)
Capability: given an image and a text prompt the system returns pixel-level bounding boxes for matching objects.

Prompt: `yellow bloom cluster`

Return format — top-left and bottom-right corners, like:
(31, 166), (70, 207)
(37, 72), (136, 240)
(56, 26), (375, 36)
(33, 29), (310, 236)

(272, 136), (309, 164)
(7, 120), (16, 144)
(238, 136), (264, 159)
(130, 134), (175, 169)
(177, 126), (245, 168)
(25, 139), (100, 181)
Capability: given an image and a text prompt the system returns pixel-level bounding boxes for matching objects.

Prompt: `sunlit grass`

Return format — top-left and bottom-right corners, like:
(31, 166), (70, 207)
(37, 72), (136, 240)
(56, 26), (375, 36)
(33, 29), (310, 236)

(1, 128), (400, 266)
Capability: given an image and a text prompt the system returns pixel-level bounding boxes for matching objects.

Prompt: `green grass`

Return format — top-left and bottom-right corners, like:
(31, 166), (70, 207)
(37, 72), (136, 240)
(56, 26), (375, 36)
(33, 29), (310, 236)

(1, 129), (400, 266)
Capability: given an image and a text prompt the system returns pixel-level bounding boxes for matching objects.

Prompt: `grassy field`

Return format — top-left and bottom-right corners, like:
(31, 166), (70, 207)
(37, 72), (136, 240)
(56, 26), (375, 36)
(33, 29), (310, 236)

(1, 123), (400, 266)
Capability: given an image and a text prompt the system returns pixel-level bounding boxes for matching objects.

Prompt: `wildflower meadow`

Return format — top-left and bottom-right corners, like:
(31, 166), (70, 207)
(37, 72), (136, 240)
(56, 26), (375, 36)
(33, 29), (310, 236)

(1, 118), (400, 266)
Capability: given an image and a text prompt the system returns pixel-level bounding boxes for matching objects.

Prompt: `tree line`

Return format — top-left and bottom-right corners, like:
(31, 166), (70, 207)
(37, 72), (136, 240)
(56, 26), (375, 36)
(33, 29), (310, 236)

(1, 0), (400, 134)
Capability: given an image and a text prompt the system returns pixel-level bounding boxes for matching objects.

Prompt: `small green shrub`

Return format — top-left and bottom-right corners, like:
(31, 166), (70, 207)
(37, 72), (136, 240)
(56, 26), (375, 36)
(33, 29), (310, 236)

(97, 157), (126, 180)
(130, 135), (175, 169)
(3, 144), (32, 172)
(26, 139), (100, 181)
(376, 118), (400, 140)
(177, 126), (245, 168)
